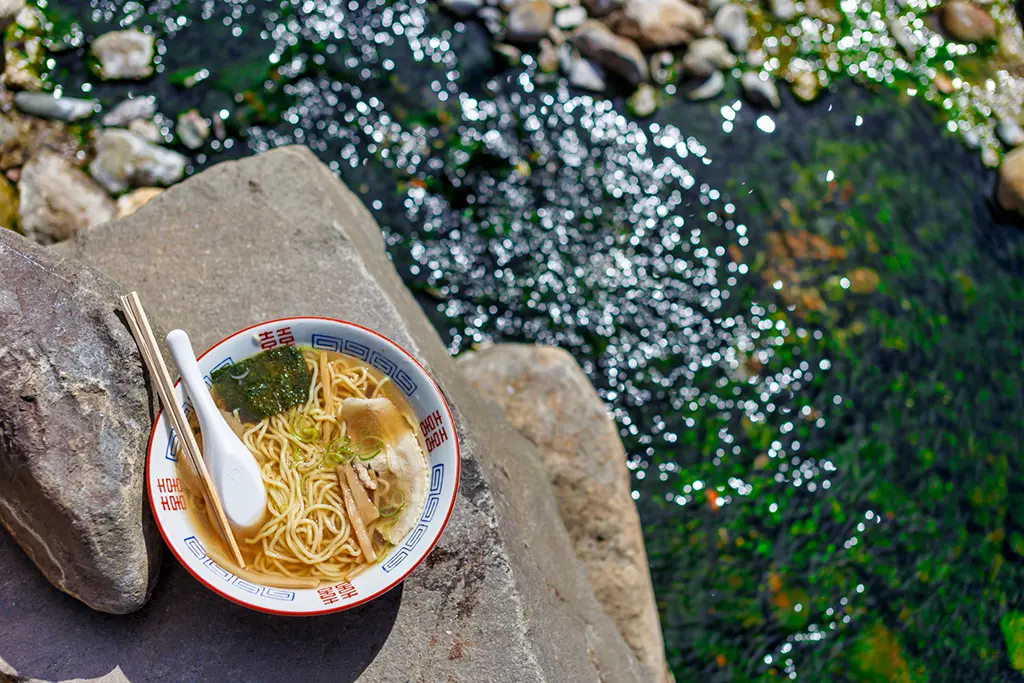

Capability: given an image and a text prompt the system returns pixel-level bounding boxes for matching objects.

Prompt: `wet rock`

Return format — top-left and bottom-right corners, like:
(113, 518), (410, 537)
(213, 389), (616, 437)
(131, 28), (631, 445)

(89, 129), (187, 195)
(791, 71), (821, 102)
(941, 1), (995, 42)
(741, 70), (781, 108)
(19, 151), (114, 244)
(997, 118), (1024, 147)
(555, 5), (588, 28)
(771, 0), (797, 20)
(14, 92), (97, 122)
(650, 50), (678, 85)
(847, 267), (880, 294)
(507, 0), (555, 42)
(101, 95), (158, 127)
(60, 145), (649, 683)
(115, 186), (163, 219)
(0, 0), (25, 31)
(714, 3), (750, 53)
(568, 54), (608, 90)
(612, 0), (706, 49)
(494, 41), (524, 65)
(478, 6), (506, 37)
(129, 118), (162, 143)
(90, 30), (154, 80)
(996, 146), (1024, 215)
(441, 0), (483, 16)
(573, 19), (649, 85)
(0, 229), (161, 614)
(538, 38), (560, 72)
(176, 109), (210, 150)
(682, 37), (736, 77)
(890, 17), (917, 59)
(0, 174), (17, 230)
(3, 32), (44, 91)
(459, 345), (667, 683)
(627, 83), (657, 117)
(583, 0), (623, 17)
(688, 69), (725, 99)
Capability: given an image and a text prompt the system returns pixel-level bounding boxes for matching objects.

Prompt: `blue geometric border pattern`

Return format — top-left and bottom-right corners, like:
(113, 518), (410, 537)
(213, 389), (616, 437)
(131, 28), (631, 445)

(182, 535), (294, 601)
(310, 333), (418, 396)
(163, 357), (232, 462)
(382, 463), (444, 573)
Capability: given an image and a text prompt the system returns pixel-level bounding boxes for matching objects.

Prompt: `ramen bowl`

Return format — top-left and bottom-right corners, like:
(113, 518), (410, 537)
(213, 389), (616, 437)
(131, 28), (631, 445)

(146, 316), (460, 615)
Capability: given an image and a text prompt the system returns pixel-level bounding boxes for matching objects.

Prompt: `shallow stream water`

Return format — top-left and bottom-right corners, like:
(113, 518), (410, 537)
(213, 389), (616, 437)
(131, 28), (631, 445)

(47, 1), (1024, 679)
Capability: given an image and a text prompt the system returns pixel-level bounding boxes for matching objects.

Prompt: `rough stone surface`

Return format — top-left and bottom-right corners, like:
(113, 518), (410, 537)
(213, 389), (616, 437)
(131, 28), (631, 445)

(612, 0), (705, 49)
(574, 19), (649, 85)
(19, 151), (114, 244)
(15, 146), (650, 683)
(89, 129), (187, 195)
(0, 230), (162, 616)
(90, 30), (154, 80)
(115, 187), (163, 219)
(997, 146), (1024, 215)
(459, 344), (669, 683)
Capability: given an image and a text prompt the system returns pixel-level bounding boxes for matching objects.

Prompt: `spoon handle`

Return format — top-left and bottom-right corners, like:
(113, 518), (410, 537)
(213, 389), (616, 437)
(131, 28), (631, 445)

(166, 329), (221, 422)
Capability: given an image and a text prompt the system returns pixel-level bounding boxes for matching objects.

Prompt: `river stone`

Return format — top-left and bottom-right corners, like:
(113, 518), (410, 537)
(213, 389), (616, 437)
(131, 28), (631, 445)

(19, 151), (114, 244)
(997, 146), (1024, 216)
(14, 92), (97, 122)
(459, 344), (669, 683)
(0, 229), (161, 616)
(34, 146), (648, 683)
(507, 0), (555, 42)
(90, 30), (155, 80)
(573, 19), (649, 85)
(611, 0), (706, 49)
(0, 0), (25, 30)
(101, 96), (158, 127)
(89, 129), (187, 194)
(941, 0), (995, 42)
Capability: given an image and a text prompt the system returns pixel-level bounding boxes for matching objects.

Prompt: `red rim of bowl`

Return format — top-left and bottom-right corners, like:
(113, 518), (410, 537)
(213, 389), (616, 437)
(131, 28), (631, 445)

(144, 316), (462, 616)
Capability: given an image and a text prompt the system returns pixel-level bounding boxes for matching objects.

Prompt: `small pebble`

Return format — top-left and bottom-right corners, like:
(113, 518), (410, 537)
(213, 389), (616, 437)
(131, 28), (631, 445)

(627, 83), (657, 117)
(741, 71), (781, 109)
(713, 4), (750, 54)
(554, 5), (587, 29)
(568, 55), (607, 91)
(688, 70), (725, 100)
(997, 118), (1024, 147)
(176, 109), (210, 150)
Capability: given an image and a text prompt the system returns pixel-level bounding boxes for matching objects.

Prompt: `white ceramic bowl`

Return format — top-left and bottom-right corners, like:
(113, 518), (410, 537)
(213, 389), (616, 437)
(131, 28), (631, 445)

(146, 316), (460, 615)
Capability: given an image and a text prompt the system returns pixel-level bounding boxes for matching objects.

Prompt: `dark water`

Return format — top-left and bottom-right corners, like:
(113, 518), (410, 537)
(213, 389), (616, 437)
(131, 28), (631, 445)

(43, 1), (1024, 680)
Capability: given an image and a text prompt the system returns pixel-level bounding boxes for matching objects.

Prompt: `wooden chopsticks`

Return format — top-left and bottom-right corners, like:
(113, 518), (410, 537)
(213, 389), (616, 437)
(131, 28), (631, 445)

(119, 291), (246, 569)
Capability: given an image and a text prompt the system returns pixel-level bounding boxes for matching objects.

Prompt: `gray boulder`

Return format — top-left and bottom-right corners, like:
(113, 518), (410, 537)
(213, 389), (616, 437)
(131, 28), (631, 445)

(0, 229), (162, 615)
(19, 151), (115, 244)
(35, 146), (649, 683)
(460, 344), (669, 683)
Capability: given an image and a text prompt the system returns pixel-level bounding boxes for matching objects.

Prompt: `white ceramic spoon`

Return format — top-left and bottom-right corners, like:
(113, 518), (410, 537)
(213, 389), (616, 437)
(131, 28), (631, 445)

(166, 329), (267, 531)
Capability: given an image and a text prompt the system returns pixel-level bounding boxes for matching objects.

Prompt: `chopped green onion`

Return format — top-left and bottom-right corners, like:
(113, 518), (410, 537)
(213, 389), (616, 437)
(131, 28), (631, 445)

(324, 436), (354, 465)
(293, 414), (320, 443)
(379, 487), (406, 517)
(353, 435), (384, 461)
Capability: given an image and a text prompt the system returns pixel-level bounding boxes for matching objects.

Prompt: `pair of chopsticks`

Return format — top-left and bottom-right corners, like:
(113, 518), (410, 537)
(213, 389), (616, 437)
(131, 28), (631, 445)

(120, 291), (246, 570)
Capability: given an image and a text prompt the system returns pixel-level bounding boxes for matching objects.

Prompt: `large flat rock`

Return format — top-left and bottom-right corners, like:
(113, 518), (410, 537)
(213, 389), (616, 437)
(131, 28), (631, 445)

(1, 145), (648, 683)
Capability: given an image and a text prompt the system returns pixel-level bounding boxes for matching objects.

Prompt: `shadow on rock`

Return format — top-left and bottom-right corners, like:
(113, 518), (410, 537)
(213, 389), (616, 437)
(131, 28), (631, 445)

(0, 528), (400, 683)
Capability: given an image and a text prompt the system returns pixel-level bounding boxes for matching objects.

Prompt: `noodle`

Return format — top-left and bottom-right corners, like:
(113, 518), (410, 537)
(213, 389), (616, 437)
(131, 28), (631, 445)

(183, 348), (422, 585)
